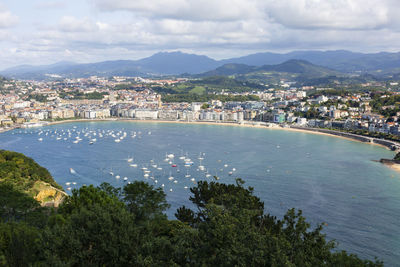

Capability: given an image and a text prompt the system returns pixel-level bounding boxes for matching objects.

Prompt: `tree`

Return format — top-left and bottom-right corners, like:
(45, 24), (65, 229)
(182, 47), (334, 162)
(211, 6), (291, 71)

(123, 181), (170, 222)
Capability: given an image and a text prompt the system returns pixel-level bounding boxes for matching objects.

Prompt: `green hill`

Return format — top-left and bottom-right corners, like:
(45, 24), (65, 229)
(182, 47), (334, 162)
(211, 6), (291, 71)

(199, 60), (345, 84)
(0, 150), (66, 207)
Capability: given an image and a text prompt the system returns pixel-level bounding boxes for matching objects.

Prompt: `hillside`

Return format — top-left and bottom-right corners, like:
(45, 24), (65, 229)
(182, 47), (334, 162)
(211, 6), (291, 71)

(0, 163), (382, 266)
(3, 50), (400, 79)
(198, 60), (344, 84)
(0, 150), (66, 207)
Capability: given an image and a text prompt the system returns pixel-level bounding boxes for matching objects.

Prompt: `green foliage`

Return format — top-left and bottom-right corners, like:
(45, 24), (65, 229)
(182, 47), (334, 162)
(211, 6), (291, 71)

(162, 93), (260, 103)
(0, 153), (384, 266)
(0, 150), (61, 191)
(0, 183), (40, 222)
(123, 181), (170, 222)
(59, 90), (108, 100)
(28, 94), (48, 102)
(201, 103), (209, 109)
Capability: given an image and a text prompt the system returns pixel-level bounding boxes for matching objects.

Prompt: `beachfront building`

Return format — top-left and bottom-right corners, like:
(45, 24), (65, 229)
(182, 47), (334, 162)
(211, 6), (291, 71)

(134, 109), (158, 120)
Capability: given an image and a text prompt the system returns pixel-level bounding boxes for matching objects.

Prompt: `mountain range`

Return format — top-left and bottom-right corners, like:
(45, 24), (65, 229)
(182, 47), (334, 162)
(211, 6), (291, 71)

(2, 50), (400, 80)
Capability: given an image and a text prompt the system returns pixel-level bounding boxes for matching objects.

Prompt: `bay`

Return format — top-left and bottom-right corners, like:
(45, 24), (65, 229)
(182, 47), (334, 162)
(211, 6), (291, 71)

(1, 121), (399, 265)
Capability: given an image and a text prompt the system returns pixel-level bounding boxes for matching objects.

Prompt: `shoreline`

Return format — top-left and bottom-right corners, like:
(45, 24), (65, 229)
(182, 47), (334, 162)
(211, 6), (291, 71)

(7, 118), (397, 149)
(4, 117), (400, 172)
(45, 118), (396, 150)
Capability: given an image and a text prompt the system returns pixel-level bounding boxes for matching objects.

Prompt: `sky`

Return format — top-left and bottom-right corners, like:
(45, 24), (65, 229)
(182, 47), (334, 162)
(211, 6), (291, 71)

(0, 0), (399, 69)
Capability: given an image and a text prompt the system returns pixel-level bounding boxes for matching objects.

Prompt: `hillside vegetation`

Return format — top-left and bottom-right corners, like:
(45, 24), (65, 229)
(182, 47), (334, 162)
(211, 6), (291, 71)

(0, 150), (65, 207)
(0, 151), (383, 266)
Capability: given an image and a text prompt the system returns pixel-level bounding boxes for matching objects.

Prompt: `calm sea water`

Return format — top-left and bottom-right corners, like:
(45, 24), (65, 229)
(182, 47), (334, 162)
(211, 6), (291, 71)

(1, 121), (399, 265)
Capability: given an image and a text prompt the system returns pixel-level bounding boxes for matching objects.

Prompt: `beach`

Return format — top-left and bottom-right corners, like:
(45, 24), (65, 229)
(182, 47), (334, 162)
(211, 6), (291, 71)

(44, 118), (395, 150)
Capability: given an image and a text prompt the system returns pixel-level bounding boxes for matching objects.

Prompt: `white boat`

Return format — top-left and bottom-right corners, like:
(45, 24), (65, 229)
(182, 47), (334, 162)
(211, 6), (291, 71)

(224, 164), (228, 168)
(130, 164), (138, 168)
(123, 177), (128, 181)
(144, 174), (149, 178)
(184, 186), (188, 189)
(115, 139), (121, 143)
(65, 182), (71, 186)
(169, 188), (173, 192)
(157, 167), (162, 170)
(167, 153), (175, 159)
(38, 138), (43, 141)
(127, 158), (133, 163)
(115, 175), (120, 179)
(173, 180), (178, 184)
(232, 168), (236, 172)
(70, 168), (76, 174)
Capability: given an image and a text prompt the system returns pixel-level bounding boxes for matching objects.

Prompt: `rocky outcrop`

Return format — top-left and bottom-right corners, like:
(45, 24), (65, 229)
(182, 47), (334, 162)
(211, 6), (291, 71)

(32, 181), (67, 207)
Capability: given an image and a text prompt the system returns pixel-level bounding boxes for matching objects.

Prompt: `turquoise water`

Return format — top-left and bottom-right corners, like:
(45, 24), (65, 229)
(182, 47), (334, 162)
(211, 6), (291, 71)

(1, 121), (399, 265)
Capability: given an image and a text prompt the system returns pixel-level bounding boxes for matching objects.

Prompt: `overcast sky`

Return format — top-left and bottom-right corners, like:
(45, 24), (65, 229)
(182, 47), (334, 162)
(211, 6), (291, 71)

(0, 0), (399, 69)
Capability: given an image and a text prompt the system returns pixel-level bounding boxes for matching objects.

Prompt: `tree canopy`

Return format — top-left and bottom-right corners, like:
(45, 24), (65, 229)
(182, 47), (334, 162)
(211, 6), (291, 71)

(0, 151), (384, 266)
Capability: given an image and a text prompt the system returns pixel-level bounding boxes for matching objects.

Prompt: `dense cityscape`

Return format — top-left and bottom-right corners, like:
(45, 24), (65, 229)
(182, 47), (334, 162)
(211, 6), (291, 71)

(2, 75), (400, 140)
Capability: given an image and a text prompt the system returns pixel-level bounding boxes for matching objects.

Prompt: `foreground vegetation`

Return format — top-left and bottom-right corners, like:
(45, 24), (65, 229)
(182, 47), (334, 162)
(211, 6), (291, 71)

(0, 150), (383, 266)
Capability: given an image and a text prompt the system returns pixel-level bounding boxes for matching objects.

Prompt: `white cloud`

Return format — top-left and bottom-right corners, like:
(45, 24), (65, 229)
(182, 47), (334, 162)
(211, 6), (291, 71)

(59, 16), (98, 32)
(265, 0), (390, 30)
(90, 0), (262, 21)
(0, 10), (18, 28)
(2, 0), (400, 69)
(35, 1), (67, 9)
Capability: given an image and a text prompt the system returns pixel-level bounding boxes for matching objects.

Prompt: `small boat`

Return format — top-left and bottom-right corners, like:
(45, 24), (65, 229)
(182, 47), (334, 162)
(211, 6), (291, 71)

(38, 138), (43, 141)
(130, 164), (138, 168)
(65, 182), (71, 186)
(70, 168), (76, 174)
(144, 174), (149, 178)
(184, 186), (188, 189)
(115, 139), (121, 143)
(171, 164), (177, 167)
(123, 177), (128, 181)
(115, 175), (120, 179)
(228, 171), (233, 175)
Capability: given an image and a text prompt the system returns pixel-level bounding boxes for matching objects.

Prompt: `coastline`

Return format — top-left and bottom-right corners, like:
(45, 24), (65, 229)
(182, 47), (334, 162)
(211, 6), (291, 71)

(4, 118), (398, 151)
(45, 118), (395, 150)
(4, 117), (400, 172)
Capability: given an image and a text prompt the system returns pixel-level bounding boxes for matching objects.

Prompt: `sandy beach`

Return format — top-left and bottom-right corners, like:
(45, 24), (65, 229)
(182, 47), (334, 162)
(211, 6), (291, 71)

(5, 117), (399, 171)
(40, 118), (395, 150)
